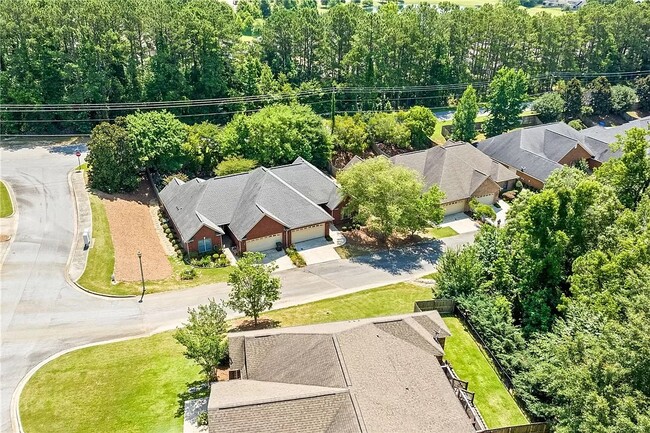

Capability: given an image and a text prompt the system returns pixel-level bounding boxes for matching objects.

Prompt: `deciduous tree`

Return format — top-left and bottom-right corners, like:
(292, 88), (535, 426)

(484, 68), (528, 137)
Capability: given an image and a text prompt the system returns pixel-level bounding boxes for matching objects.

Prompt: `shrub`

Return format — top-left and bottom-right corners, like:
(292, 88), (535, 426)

(285, 246), (306, 267)
(367, 112), (411, 149)
(332, 114), (369, 154)
(167, 232), (175, 240)
(164, 228), (171, 235)
(469, 198), (496, 221)
(213, 253), (220, 261)
(162, 172), (189, 186)
(611, 85), (637, 114)
(399, 106), (437, 150)
(197, 412), (208, 427)
(568, 119), (585, 131)
(531, 92), (565, 123)
(162, 223), (169, 230)
(180, 267), (197, 280)
(214, 157), (257, 176)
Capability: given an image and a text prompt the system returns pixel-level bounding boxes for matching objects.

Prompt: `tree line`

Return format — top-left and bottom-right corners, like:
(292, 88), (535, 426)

(1, 0), (649, 133)
(433, 127), (650, 432)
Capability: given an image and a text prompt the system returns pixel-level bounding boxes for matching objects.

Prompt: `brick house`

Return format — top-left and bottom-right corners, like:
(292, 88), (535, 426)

(159, 158), (342, 254)
(208, 311), (477, 433)
(476, 122), (595, 189)
(582, 116), (650, 168)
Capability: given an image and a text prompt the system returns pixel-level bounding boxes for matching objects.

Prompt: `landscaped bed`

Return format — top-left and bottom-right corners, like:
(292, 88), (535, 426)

(20, 282), (524, 433)
(77, 185), (231, 296)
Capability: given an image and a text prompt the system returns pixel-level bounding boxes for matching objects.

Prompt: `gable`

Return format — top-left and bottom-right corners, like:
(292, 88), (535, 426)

(245, 215), (286, 240)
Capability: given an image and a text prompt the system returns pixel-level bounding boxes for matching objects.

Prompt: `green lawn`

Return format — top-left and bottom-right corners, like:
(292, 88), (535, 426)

(443, 317), (528, 428)
(20, 282), (429, 433)
(78, 193), (231, 296)
(0, 181), (14, 218)
(426, 226), (458, 239)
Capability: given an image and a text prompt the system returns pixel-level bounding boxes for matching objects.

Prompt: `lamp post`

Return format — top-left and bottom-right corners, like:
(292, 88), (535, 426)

(137, 251), (146, 303)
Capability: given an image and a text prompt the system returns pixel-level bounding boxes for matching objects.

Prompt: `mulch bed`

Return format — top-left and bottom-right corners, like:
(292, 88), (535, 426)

(331, 149), (376, 169)
(343, 227), (426, 250)
(229, 318), (281, 332)
(97, 179), (172, 282)
(376, 142), (416, 157)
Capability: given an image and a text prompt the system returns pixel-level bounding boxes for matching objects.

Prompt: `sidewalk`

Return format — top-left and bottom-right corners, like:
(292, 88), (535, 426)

(68, 170), (92, 282)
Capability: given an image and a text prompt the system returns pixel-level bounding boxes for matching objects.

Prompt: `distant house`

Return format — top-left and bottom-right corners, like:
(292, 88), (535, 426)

(390, 141), (518, 215)
(159, 157), (342, 254)
(208, 311), (477, 433)
(476, 122), (594, 189)
(541, 0), (584, 9)
(582, 116), (650, 167)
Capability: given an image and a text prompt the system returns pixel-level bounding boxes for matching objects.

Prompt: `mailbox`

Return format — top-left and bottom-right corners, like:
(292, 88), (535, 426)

(83, 229), (91, 249)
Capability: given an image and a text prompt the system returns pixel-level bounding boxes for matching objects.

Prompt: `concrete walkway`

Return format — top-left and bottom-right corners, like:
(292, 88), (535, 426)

(0, 180), (18, 264)
(68, 169), (91, 282)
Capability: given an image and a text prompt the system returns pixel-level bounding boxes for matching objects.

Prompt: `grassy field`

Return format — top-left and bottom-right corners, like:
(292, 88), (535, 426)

(20, 282), (524, 432)
(0, 181), (14, 218)
(443, 317), (528, 427)
(78, 193), (231, 296)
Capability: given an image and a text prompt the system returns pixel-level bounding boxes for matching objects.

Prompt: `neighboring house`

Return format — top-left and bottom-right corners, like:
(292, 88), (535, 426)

(208, 311), (477, 433)
(159, 157), (342, 254)
(541, 0), (584, 9)
(476, 122), (594, 189)
(390, 141), (518, 215)
(582, 116), (650, 167)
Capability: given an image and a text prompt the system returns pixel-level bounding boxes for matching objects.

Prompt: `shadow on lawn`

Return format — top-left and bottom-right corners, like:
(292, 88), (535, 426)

(349, 240), (443, 275)
(175, 380), (210, 418)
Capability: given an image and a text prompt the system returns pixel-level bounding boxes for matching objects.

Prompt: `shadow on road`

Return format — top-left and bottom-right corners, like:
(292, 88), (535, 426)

(348, 240), (443, 275)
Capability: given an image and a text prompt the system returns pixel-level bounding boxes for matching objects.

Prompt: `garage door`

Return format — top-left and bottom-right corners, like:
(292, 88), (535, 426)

(476, 194), (495, 205)
(443, 200), (466, 216)
(246, 233), (282, 252)
(291, 224), (325, 244)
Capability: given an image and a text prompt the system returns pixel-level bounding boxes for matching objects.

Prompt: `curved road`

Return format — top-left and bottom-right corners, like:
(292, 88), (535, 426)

(0, 142), (473, 432)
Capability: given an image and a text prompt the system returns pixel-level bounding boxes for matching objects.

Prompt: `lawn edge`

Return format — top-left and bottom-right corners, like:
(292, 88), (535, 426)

(64, 169), (136, 299)
(0, 179), (16, 218)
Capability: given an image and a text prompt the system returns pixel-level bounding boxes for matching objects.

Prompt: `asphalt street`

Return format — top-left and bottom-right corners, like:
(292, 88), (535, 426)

(0, 142), (473, 432)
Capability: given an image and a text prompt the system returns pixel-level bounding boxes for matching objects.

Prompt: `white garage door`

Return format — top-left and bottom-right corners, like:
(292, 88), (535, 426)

(476, 194), (495, 205)
(443, 200), (466, 216)
(246, 233), (282, 252)
(291, 224), (325, 244)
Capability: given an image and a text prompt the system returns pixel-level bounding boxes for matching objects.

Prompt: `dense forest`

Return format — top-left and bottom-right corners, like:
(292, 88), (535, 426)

(434, 128), (650, 432)
(1, 0), (649, 132)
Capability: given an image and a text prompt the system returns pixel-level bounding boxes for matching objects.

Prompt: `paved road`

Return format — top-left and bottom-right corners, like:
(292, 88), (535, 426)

(0, 143), (473, 432)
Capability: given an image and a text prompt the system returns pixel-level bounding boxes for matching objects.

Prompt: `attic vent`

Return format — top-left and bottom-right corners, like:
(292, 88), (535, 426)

(228, 369), (242, 380)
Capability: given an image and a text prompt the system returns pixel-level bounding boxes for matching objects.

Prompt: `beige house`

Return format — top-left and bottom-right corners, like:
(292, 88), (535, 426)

(390, 141), (518, 215)
(207, 311), (478, 433)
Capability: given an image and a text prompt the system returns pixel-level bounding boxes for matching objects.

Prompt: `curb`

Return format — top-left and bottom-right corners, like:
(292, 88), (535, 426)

(64, 168), (136, 300)
(0, 179), (18, 265)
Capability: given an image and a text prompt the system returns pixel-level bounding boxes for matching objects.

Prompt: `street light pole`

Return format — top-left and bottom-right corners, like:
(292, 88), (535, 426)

(137, 251), (146, 303)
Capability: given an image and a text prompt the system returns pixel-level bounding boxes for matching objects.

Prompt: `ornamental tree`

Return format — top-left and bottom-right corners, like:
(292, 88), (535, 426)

(173, 299), (229, 381)
(227, 252), (281, 326)
(337, 157), (445, 240)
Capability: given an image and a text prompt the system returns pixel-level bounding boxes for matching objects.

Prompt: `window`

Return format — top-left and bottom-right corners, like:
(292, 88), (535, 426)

(198, 238), (212, 254)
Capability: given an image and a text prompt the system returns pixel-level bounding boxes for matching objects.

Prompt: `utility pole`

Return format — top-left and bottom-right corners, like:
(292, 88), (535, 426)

(330, 87), (336, 132)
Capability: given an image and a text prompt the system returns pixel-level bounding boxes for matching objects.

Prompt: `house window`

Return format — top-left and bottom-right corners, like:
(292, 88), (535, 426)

(198, 238), (212, 254)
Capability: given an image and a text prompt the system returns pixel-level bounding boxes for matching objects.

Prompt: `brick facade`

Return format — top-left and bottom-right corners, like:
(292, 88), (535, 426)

(187, 225), (223, 253)
(558, 144), (593, 166)
(240, 216), (285, 253)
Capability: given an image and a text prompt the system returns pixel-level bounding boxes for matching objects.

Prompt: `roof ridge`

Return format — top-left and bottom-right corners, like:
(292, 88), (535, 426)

(265, 169), (334, 220)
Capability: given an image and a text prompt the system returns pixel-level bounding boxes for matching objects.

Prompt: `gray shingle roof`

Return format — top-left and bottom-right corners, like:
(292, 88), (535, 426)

(213, 311), (475, 433)
(389, 141), (517, 203)
(159, 158), (337, 242)
(582, 116), (650, 163)
(476, 122), (591, 182)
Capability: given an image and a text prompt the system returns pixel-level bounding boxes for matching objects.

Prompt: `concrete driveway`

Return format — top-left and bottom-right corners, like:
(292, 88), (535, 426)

(260, 248), (294, 271)
(294, 225), (345, 265)
(440, 212), (480, 234)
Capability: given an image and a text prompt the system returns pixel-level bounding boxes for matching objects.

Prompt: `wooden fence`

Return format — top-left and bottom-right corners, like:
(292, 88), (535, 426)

(414, 298), (456, 314)
(478, 423), (550, 433)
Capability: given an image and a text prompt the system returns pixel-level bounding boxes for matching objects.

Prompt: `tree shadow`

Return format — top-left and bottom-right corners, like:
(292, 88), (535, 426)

(349, 240), (444, 275)
(175, 380), (210, 418)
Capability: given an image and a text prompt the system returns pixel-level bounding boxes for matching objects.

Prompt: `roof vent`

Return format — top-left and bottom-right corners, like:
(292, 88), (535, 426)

(228, 369), (242, 380)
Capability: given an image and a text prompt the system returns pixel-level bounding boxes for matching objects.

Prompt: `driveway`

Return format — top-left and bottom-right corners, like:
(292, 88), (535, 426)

(294, 225), (346, 265)
(260, 248), (294, 271)
(440, 212), (480, 234)
(0, 141), (476, 433)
